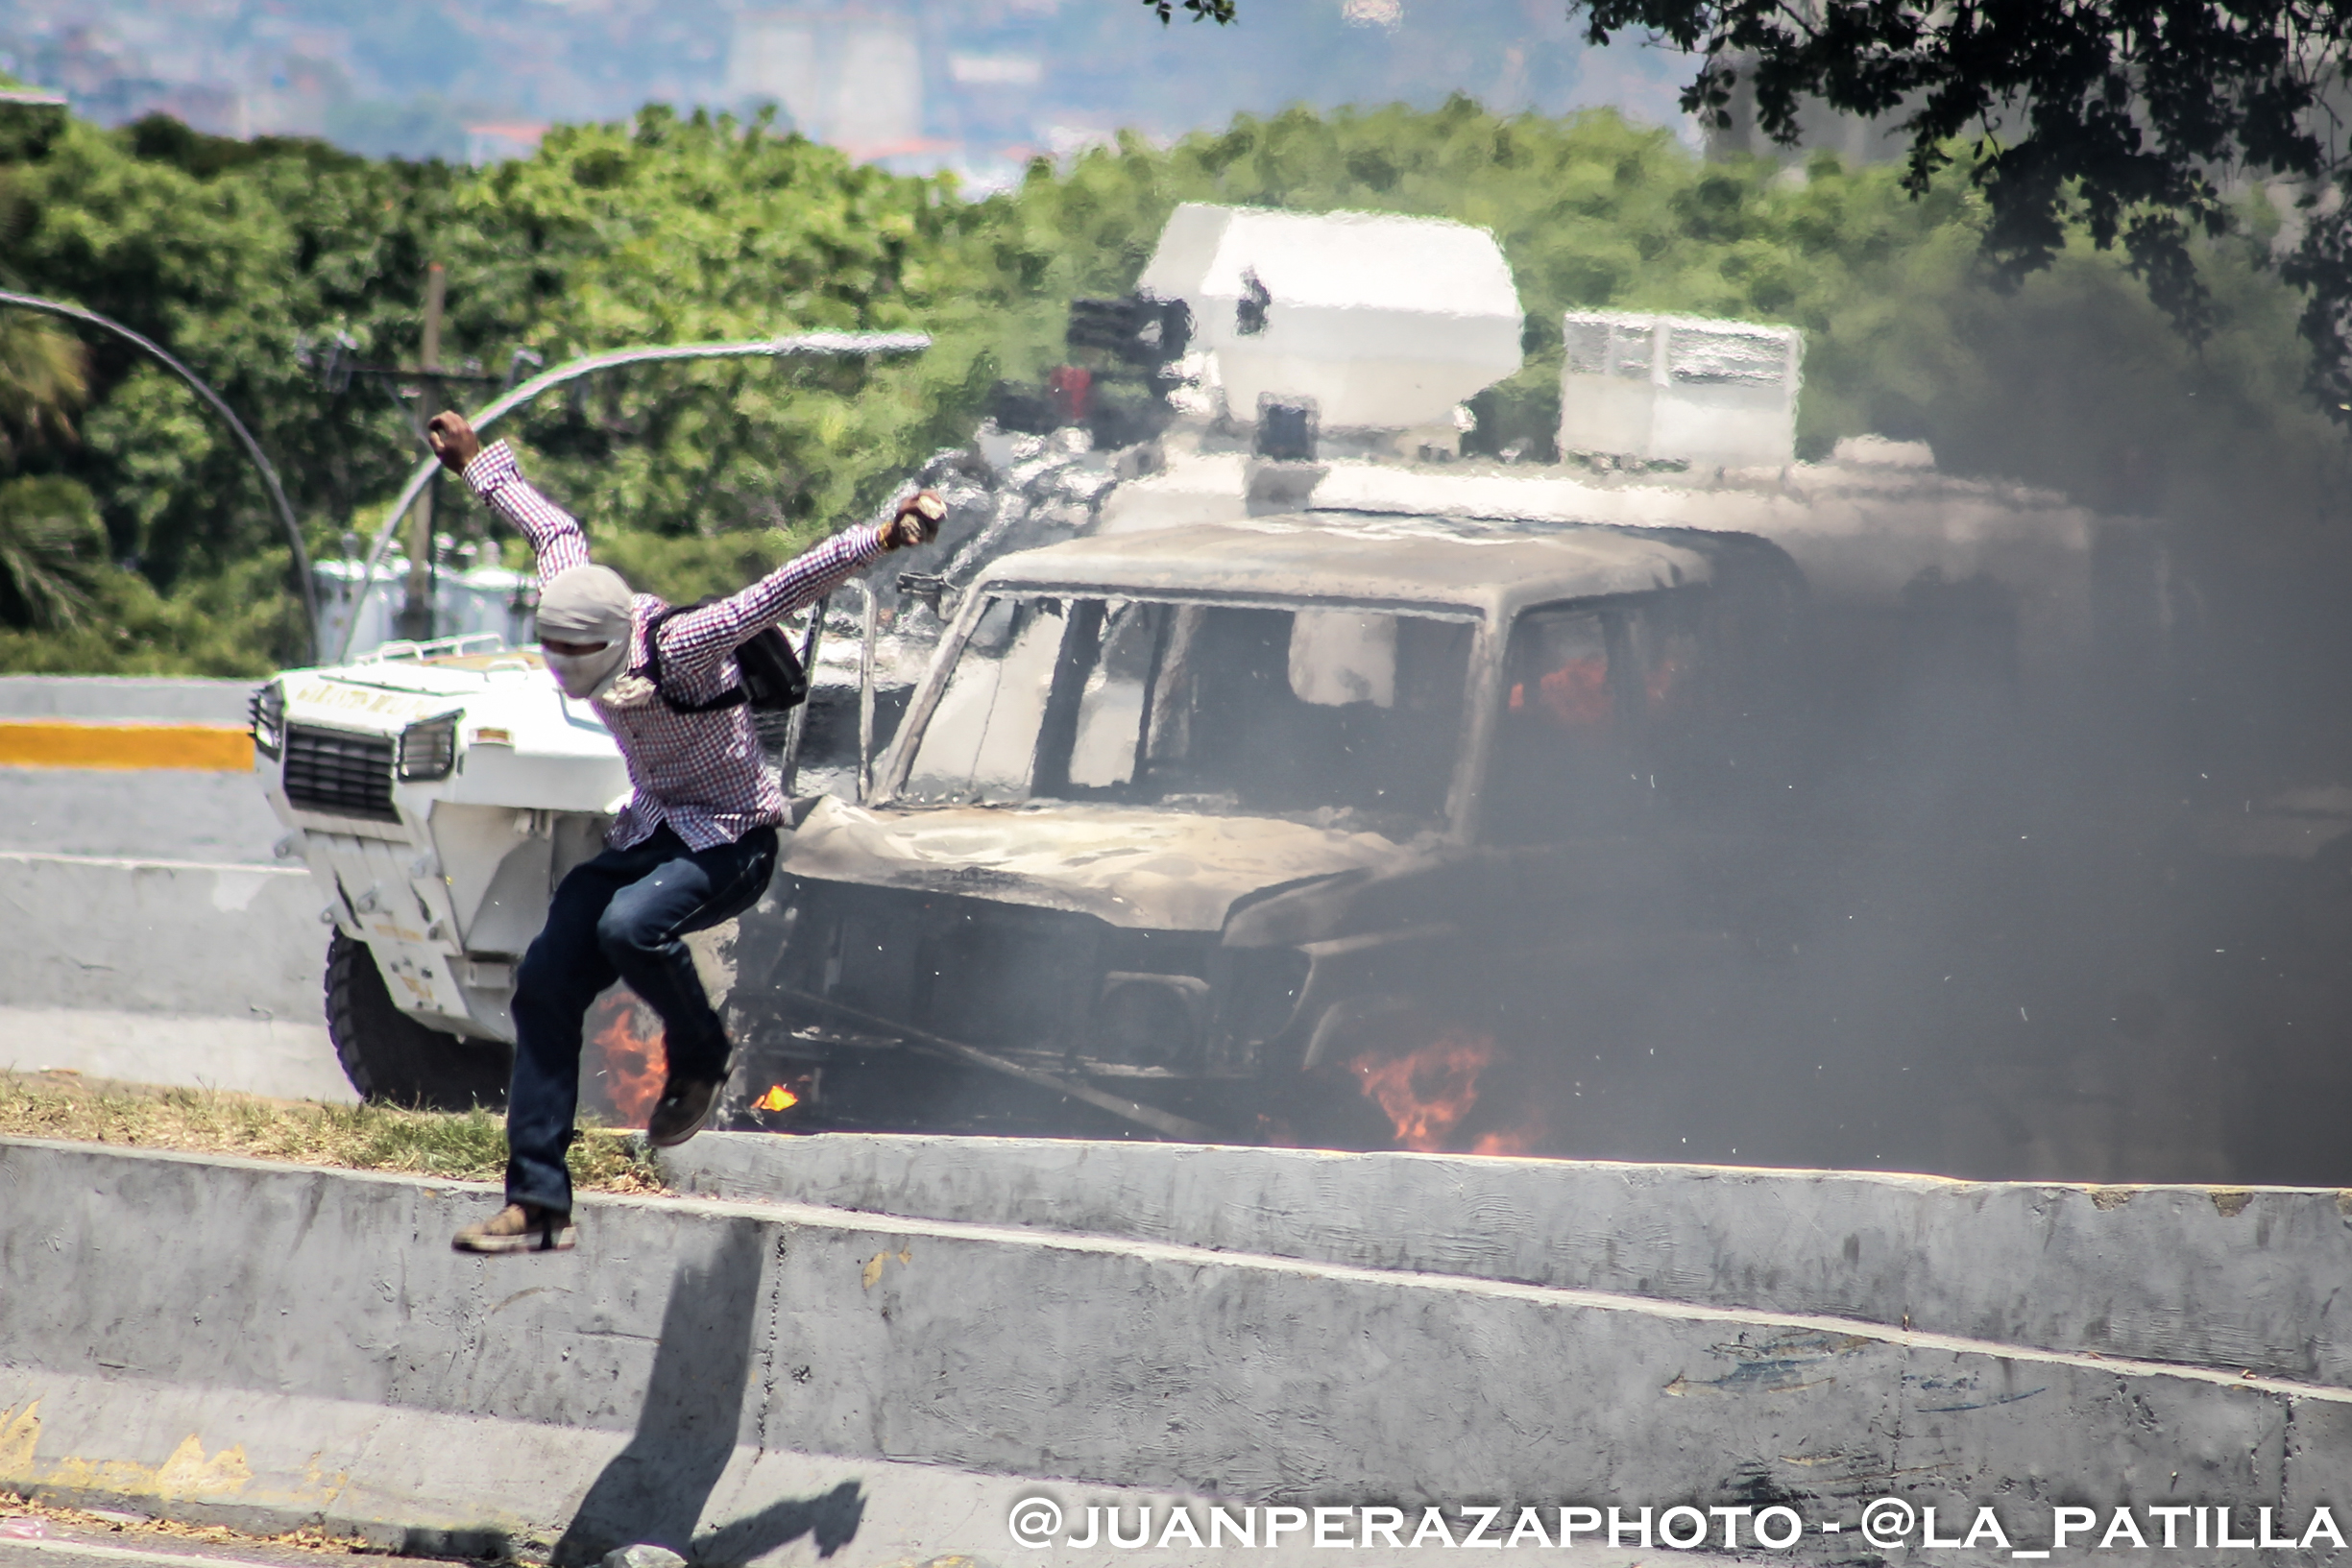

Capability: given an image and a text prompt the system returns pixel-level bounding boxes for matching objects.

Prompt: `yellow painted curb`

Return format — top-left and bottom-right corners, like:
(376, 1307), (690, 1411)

(0, 720), (255, 772)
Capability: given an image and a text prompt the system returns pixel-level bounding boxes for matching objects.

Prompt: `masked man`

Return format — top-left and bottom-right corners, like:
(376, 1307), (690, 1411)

(424, 410), (943, 1255)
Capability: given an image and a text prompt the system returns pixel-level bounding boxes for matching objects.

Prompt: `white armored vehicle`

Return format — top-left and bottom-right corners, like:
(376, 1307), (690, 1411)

(253, 613), (893, 1112)
(253, 640), (626, 1106)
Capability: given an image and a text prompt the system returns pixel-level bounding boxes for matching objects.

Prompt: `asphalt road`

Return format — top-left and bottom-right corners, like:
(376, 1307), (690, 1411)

(0, 1541), (323, 1568)
(0, 1518), (373, 1568)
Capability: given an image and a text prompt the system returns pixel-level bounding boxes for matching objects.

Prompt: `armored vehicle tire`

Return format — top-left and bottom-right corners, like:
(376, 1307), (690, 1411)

(326, 932), (511, 1111)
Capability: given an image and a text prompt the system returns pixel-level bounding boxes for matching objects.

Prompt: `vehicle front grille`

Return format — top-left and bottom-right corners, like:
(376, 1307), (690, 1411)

(282, 724), (398, 822)
(761, 880), (1214, 1064)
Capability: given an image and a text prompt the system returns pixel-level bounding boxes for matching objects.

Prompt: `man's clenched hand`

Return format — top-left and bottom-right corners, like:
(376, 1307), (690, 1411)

(883, 491), (947, 551)
(426, 411), (481, 473)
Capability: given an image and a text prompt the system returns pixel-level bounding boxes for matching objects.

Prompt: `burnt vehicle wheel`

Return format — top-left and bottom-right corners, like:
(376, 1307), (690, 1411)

(325, 932), (511, 1110)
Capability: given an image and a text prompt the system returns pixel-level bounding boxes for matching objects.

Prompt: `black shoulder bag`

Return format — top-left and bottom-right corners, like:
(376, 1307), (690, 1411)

(640, 600), (810, 714)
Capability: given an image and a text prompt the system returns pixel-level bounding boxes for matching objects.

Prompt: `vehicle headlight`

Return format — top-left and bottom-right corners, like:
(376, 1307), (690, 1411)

(1093, 973), (1211, 1072)
(248, 681), (284, 760)
(397, 712), (460, 781)
(1224, 948), (1312, 1043)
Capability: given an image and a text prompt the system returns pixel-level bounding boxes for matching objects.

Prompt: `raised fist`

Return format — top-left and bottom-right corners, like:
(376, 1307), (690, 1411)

(884, 491), (947, 550)
(426, 411), (481, 473)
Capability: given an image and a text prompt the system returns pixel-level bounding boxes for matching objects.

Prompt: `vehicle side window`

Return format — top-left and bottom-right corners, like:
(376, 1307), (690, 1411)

(1485, 597), (1698, 842)
(1136, 606), (1470, 821)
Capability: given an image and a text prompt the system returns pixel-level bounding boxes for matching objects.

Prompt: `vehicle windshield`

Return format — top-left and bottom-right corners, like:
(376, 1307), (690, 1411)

(900, 594), (1476, 834)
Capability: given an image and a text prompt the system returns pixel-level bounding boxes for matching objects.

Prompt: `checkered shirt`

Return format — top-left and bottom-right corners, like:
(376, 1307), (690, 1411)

(463, 441), (888, 851)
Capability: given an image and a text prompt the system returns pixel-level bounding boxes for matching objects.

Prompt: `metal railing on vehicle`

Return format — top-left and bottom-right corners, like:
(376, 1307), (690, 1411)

(355, 632), (510, 663)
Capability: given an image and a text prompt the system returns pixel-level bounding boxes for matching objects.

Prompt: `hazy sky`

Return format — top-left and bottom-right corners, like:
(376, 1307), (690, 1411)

(1, 0), (1696, 165)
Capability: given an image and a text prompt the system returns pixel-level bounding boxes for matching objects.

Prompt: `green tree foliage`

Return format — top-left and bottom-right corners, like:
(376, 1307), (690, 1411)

(0, 105), (992, 651)
(1557, 0), (2352, 382)
(0, 314), (85, 459)
(0, 94), (2343, 687)
(2, 110), (418, 599)
(0, 546), (303, 675)
(434, 107), (992, 558)
(0, 472), (293, 672)
(0, 474), (108, 628)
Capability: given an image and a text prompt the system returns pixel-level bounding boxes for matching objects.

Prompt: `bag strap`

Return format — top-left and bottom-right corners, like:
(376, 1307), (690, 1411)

(640, 604), (749, 713)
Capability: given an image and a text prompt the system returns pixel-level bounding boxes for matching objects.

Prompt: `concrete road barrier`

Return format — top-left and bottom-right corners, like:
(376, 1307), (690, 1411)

(0, 769), (281, 865)
(0, 853), (337, 1100)
(0, 678), (331, 1094)
(661, 1131), (2352, 1390)
(3, 1137), (2348, 1568)
(0, 854), (321, 1019)
(0, 1009), (352, 1104)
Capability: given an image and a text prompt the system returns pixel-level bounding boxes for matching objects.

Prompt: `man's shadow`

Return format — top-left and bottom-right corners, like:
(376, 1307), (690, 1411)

(552, 1218), (864, 1565)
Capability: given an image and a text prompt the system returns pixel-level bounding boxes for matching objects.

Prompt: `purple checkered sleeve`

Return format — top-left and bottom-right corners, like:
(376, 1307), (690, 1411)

(649, 529), (890, 681)
(462, 442), (593, 581)
(460, 440), (891, 850)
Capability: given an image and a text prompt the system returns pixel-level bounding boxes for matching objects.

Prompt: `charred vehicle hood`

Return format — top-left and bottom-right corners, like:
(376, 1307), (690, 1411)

(779, 797), (1416, 929)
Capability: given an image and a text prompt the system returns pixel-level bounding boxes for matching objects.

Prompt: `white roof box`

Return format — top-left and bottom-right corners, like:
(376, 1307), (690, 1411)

(1136, 203), (1523, 431)
(1559, 310), (1801, 470)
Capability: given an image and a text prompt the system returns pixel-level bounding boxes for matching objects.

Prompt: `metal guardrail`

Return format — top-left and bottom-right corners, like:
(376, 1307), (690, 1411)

(354, 631), (510, 664)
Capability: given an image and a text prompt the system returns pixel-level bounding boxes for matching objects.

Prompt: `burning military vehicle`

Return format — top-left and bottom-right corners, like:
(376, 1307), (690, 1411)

(725, 510), (1811, 1148)
(258, 203), (2264, 1177)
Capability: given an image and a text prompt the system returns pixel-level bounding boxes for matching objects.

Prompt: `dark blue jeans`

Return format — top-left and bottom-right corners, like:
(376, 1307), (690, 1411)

(505, 823), (778, 1213)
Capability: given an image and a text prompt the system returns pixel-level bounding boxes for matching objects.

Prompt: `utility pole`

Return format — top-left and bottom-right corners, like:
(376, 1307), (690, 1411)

(398, 262), (446, 641)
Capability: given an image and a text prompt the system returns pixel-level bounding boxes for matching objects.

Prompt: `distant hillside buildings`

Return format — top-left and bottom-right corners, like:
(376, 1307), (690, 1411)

(4, 0), (1693, 176)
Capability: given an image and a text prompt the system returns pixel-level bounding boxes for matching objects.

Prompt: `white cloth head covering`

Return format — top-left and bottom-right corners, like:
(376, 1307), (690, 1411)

(537, 564), (634, 700)
(537, 564), (633, 642)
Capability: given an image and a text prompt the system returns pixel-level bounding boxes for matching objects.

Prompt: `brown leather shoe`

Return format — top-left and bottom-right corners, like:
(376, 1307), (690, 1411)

(645, 1076), (722, 1147)
(451, 1202), (575, 1255)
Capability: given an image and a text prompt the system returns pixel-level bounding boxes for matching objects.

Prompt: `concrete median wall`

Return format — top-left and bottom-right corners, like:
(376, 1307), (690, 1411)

(4, 1136), (2351, 1567)
(662, 1131), (2352, 1390)
(0, 853), (321, 1019)
(0, 852), (340, 1099)
(0, 670), (334, 1093)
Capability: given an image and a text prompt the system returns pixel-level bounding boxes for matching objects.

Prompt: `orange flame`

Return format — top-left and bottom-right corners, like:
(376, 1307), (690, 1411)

(1349, 1031), (1495, 1151)
(752, 1083), (799, 1113)
(1470, 1111), (1550, 1157)
(1509, 658), (1612, 729)
(588, 991), (667, 1126)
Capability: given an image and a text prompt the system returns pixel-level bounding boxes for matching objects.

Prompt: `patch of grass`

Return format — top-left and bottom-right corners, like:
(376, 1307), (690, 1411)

(0, 1071), (663, 1194)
